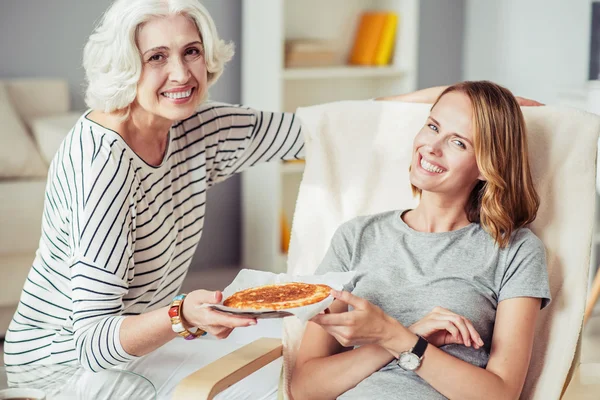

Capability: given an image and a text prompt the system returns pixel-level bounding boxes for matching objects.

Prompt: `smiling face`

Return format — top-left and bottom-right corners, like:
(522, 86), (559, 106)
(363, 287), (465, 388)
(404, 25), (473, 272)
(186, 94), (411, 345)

(134, 13), (208, 122)
(409, 91), (484, 200)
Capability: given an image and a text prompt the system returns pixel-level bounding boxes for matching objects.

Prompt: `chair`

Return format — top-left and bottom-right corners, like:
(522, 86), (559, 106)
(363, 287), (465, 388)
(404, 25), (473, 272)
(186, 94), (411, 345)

(173, 101), (600, 399)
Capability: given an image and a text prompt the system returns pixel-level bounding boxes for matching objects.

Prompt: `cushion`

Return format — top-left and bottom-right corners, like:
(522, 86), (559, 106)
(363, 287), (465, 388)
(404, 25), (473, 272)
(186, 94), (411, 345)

(31, 112), (83, 165)
(5, 79), (70, 128)
(0, 179), (47, 309)
(0, 179), (47, 255)
(0, 82), (47, 178)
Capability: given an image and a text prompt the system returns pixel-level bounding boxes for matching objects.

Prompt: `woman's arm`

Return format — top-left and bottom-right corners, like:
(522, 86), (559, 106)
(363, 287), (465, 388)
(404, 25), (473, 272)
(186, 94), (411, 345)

(69, 139), (256, 370)
(291, 300), (395, 400)
(381, 297), (541, 400)
(312, 291), (540, 400)
(120, 290), (256, 357)
(376, 86), (449, 103)
(377, 85), (544, 106)
(182, 103), (304, 186)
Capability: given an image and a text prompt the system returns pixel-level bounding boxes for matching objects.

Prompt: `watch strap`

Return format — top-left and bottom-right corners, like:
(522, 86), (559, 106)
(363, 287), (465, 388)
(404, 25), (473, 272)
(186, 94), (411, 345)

(412, 335), (428, 358)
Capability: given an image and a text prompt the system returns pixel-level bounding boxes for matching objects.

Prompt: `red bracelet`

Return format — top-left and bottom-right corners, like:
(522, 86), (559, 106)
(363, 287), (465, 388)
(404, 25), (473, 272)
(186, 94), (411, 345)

(168, 294), (206, 340)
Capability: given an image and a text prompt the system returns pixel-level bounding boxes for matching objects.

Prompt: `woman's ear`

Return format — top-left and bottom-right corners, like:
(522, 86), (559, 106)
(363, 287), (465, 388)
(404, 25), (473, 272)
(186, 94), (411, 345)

(478, 174), (486, 182)
(476, 166), (486, 182)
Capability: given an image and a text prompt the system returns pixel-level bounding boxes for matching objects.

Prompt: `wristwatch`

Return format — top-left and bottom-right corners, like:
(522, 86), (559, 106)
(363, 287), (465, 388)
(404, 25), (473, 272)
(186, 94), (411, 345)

(397, 335), (428, 371)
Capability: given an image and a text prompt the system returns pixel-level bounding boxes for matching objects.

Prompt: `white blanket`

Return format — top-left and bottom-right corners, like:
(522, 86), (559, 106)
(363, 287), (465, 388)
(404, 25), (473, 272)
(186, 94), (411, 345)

(283, 100), (600, 399)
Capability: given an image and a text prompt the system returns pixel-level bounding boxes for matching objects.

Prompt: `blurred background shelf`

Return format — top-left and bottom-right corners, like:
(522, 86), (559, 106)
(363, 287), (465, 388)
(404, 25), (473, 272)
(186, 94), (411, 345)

(241, 0), (419, 273)
(283, 66), (407, 80)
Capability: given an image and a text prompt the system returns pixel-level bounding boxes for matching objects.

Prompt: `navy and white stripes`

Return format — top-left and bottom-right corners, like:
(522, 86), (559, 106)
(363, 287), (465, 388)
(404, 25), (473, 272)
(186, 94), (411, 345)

(4, 102), (303, 371)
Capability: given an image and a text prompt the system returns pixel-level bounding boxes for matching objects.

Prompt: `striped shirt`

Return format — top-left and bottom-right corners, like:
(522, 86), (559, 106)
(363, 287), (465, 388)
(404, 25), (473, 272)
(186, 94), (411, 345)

(3, 102), (304, 371)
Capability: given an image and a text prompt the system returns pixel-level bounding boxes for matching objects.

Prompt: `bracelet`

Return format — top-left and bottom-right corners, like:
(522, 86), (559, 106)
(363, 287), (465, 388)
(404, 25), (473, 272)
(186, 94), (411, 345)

(168, 294), (207, 340)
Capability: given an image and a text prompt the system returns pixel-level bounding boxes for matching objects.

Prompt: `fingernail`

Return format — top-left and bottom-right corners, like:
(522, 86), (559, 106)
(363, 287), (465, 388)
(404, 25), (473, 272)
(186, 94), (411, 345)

(479, 339), (484, 346)
(249, 321), (257, 325)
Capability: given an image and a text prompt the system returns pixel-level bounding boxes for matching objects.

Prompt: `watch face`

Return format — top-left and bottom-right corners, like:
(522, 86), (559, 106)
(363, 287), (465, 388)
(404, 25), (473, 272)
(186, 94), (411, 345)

(398, 352), (420, 371)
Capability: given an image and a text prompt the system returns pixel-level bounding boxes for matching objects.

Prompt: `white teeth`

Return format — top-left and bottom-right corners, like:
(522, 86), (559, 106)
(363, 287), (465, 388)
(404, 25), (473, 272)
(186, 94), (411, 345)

(163, 89), (192, 99)
(420, 158), (444, 173)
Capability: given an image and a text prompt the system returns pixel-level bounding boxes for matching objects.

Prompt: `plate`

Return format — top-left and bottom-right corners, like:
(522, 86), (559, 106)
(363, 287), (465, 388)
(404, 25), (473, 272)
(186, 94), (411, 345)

(209, 305), (294, 319)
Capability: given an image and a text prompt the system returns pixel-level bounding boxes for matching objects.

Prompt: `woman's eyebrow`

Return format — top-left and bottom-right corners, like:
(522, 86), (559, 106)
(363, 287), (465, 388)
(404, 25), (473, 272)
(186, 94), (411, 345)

(429, 116), (441, 126)
(143, 46), (168, 56)
(142, 41), (202, 56)
(453, 133), (473, 145)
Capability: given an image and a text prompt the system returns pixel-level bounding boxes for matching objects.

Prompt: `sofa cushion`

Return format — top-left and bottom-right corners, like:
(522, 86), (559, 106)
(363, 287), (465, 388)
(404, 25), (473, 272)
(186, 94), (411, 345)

(31, 112), (83, 165)
(0, 304), (16, 338)
(0, 254), (33, 309)
(0, 82), (47, 178)
(5, 79), (70, 128)
(0, 180), (47, 254)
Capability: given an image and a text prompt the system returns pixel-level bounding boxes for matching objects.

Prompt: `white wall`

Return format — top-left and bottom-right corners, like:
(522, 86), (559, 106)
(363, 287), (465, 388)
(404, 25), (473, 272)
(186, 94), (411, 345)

(463, 0), (592, 105)
(418, 0), (465, 89)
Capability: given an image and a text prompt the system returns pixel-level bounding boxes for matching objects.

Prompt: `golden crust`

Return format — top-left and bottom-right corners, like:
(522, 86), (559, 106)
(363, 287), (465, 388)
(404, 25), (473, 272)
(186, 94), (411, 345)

(223, 282), (332, 310)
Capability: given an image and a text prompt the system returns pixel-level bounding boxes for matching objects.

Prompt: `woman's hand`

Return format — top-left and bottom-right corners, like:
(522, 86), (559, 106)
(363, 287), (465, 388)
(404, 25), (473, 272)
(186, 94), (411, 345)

(515, 96), (544, 106)
(181, 290), (257, 339)
(310, 290), (397, 347)
(409, 306), (484, 349)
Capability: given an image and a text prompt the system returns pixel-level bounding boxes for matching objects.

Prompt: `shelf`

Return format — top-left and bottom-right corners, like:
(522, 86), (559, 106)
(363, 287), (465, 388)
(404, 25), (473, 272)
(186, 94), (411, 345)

(283, 66), (407, 81)
(281, 162), (305, 174)
(242, 0), (419, 272)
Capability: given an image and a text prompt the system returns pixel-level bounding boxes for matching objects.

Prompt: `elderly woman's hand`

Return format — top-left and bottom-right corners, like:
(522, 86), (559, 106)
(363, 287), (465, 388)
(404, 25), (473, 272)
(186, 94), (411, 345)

(181, 290), (257, 339)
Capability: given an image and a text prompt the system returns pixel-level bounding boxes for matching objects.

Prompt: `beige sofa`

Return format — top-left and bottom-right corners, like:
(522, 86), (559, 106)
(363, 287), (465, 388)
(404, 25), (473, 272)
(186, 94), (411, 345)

(0, 79), (81, 337)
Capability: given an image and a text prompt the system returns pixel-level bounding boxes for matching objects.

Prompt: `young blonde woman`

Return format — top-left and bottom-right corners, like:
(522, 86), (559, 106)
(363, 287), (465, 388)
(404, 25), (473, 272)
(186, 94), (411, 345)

(291, 81), (550, 400)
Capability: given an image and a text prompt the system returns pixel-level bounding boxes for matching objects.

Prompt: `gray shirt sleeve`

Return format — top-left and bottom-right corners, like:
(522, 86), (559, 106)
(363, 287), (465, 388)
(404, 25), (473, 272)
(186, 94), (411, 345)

(499, 229), (551, 309)
(315, 222), (356, 292)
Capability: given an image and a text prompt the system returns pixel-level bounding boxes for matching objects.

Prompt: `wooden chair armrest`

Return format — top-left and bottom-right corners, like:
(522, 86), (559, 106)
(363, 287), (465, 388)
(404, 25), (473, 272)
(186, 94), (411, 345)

(172, 337), (283, 400)
(562, 363), (600, 400)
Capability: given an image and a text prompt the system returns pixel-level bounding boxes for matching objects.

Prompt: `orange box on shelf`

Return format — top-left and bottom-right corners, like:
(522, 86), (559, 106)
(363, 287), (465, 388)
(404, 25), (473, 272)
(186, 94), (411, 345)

(374, 13), (399, 66)
(349, 12), (386, 65)
(349, 11), (399, 66)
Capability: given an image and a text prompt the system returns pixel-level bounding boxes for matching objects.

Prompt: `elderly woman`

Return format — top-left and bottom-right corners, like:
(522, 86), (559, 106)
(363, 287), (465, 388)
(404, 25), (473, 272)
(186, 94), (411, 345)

(3, 0), (540, 376)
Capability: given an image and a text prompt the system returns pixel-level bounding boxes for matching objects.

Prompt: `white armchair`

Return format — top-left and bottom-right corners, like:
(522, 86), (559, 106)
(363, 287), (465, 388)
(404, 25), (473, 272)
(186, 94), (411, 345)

(172, 101), (600, 400)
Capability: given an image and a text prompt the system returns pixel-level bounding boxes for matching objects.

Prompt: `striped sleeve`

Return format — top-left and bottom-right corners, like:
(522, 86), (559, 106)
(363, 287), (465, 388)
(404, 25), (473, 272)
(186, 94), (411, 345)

(68, 134), (140, 371)
(180, 103), (305, 185)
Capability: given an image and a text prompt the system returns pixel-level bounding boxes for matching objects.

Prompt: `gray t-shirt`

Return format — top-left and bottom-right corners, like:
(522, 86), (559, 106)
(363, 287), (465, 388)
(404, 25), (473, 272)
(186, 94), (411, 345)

(315, 210), (551, 400)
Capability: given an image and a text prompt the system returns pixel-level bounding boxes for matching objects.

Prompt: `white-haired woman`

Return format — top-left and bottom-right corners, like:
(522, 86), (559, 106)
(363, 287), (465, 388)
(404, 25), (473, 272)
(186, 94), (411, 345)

(5, 0), (297, 372)
(3, 0), (540, 378)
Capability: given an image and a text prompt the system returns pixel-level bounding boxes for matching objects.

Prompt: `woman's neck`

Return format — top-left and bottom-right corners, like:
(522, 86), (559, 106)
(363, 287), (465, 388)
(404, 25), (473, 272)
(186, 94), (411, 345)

(126, 104), (172, 141)
(90, 106), (172, 167)
(403, 193), (471, 233)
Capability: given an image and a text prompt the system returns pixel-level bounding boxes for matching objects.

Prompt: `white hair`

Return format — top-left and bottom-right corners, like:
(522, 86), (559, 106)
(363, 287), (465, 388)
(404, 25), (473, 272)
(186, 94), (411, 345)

(83, 0), (234, 114)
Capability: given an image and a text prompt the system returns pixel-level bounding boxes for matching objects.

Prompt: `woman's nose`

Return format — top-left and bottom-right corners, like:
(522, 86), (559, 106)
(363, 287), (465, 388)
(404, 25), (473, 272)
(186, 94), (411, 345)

(169, 58), (191, 83)
(425, 138), (443, 156)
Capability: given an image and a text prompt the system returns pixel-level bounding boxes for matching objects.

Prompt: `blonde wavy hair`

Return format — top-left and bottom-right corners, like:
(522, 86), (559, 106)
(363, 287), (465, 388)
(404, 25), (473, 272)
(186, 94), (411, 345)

(83, 0), (234, 118)
(412, 81), (540, 248)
